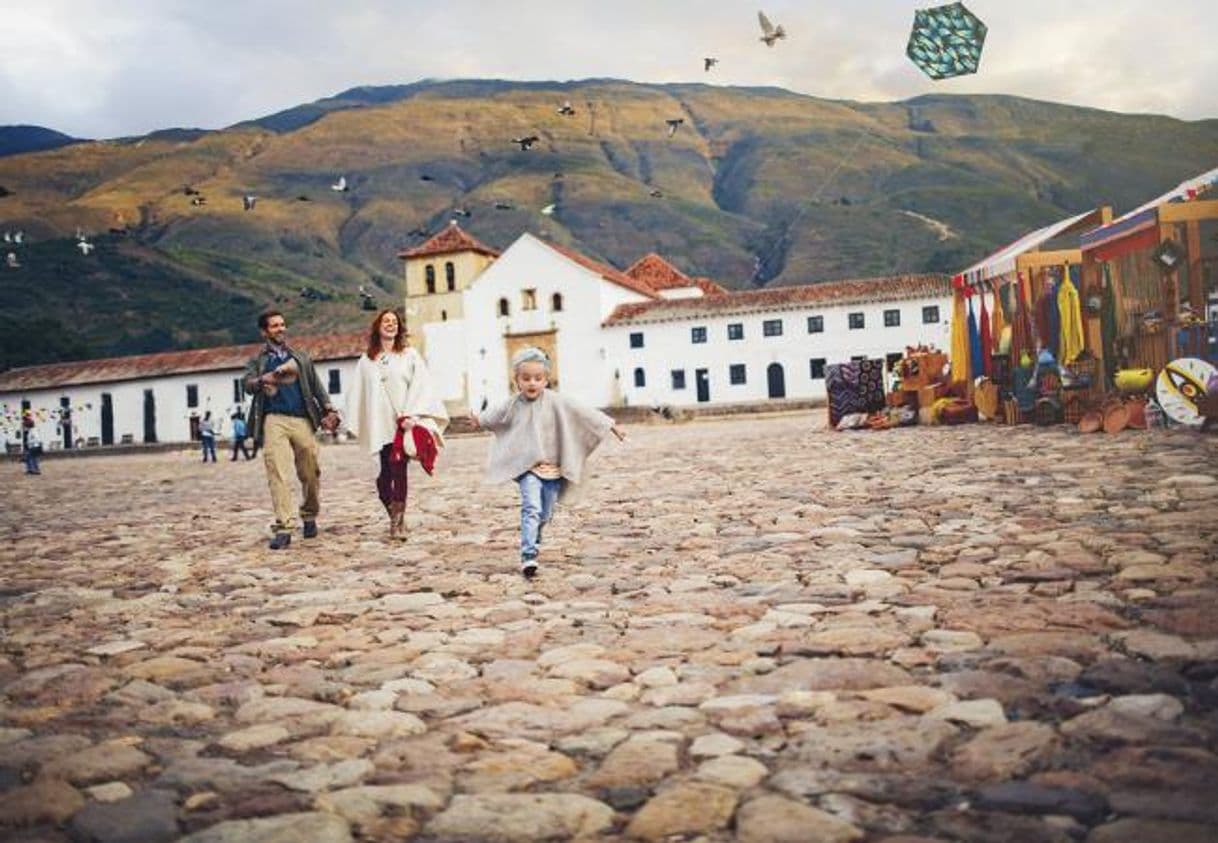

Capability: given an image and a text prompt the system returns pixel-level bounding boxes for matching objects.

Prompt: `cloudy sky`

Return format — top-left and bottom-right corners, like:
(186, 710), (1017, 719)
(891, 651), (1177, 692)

(2, 0), (1215, 138)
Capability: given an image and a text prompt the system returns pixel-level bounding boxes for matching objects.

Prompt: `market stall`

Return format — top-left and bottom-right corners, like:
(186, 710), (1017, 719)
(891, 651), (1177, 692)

(1080, 167), (1218, 372)
(939, 208), (1109, 426)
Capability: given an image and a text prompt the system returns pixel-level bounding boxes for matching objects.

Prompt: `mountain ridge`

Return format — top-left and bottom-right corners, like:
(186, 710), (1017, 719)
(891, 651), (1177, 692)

(1, 78), (1215, 373)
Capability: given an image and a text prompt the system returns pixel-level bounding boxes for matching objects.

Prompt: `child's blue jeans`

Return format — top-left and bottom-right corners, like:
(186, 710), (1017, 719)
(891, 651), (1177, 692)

(517, 471), (560, 560)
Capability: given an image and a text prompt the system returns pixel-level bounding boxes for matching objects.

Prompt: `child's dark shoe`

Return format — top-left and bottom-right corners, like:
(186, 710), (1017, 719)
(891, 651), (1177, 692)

(520, 558), (538, 579)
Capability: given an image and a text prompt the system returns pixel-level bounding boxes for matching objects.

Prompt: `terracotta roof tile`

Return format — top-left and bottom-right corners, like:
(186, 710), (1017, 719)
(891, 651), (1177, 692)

(690, 276), (728, 296)
(624, 253), (728, 296)
(398, 221), (500, 259)
(602, 274), (951, 326)
(537, 237), (659, 299)
(624, 253), (692, 288)
(0, 333), (364, 392)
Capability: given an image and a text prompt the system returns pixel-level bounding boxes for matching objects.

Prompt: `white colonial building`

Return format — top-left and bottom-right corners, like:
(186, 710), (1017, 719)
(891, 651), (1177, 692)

(400, 223), (951, 410)
(602, 272), (953, 406)
(0, 335), (360, 453)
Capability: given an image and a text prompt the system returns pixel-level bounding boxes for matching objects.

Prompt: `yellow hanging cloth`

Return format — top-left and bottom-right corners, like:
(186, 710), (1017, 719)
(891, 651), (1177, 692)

(1057, 268), (1085, 364)
(989, 281), (1007, 353)
(950, 288), (970, 383)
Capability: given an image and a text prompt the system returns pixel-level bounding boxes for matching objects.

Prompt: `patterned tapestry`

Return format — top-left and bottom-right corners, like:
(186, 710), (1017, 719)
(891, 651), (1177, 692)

(826, 359), (886, 428)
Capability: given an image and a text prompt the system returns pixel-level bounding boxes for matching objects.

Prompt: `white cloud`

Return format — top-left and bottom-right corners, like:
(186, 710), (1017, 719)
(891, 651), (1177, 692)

(1, 0), (1214, 138)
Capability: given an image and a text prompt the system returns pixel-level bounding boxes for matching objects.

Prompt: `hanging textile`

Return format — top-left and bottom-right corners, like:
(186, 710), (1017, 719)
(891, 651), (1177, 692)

(967, 296), (983, 379)
(979, 288), (993, 375)
(990, 281), (1007, 354)
(1101, 264), (1119, 386)
(1008, 272), (1027, 365)
(1046, 274), (1061, 360)
(950, 288), (971, 383)
(1057, 268), (1085, 364)
(826, 359), (886, 427)
(1034, 277), (1060, 359)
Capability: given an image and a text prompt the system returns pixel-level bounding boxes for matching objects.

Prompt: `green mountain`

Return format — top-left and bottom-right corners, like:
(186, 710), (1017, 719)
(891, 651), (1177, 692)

(1, 78), (1216, 372)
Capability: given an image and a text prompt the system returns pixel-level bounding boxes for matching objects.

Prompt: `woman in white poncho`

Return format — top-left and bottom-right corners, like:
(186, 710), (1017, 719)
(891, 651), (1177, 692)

(344, 309), (448, 539)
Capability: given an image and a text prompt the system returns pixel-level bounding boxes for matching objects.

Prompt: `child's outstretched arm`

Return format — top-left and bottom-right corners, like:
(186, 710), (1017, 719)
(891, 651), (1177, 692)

(474, 397), (515, 433)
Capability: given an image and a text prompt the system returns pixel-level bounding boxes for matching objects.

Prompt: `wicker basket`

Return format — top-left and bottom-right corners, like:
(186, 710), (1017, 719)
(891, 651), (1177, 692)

(1002, 397), (1027, 425)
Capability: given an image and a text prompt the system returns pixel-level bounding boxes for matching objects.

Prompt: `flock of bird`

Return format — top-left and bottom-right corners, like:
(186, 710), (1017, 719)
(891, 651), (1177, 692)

(2, 11), (797, 281)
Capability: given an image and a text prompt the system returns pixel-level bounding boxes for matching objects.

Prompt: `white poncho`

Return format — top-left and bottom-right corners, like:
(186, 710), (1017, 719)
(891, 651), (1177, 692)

(478, 389), (614, 496)
(344, 348), (449, 454)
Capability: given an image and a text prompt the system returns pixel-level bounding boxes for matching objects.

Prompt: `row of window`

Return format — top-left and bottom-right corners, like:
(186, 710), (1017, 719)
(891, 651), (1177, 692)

(183, 370), (345, 410)
(632, 359), (835, 389)
(497, 290), (562, 317)
(628, 306), (941, 348)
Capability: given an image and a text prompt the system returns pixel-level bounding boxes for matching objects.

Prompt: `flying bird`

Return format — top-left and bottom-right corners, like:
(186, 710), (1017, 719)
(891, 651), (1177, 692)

(758, 10), (786, 46)
(408, 227), (429, 237)
(5, 252), (19, 268)
(331, 176), (349, 192)
(296, 195), (311, 202)
(557, 101), (576, 117)
(704, 57), (719, 71)
(77, 240), (95, 256)
(242, 195), (257, 211)
(666, 118), (685, 138)
(494, 201), (515, 210)
(182, 185), (199, 196)
(453, 207), (472, 218)
(540, 204), (556, 216)
(191, 196), (206, 206)
(2, 232), (10, 244)
(419, 174), (434, 181)
(512, 136), (540, 151)
(13, 231), (23, 244)
(649, 188), (664, 198)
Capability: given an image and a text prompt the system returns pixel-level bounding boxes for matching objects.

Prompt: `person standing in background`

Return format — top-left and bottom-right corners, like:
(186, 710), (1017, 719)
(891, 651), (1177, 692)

(199, 411), (218, 463)
(230, 412), (253, 461)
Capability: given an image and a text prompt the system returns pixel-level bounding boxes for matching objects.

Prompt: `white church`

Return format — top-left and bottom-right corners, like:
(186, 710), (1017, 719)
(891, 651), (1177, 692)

(406, 222), (952, 412)
(0, 222), (952, 451)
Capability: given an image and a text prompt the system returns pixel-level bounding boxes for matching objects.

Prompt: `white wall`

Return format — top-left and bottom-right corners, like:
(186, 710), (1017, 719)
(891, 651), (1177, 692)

(459, 233), (650, 410)
(606, 294), (953, 407)
(2, 358), (358, 451)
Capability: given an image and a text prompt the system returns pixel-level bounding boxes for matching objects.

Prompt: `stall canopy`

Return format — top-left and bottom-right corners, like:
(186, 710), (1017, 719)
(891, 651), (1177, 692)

(1081, 166), (1218, 260)
(961, 208), (1106, 281)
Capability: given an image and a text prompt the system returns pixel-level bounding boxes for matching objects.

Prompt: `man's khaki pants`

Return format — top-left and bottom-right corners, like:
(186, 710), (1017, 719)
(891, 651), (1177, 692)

(262, 414), (320, 532)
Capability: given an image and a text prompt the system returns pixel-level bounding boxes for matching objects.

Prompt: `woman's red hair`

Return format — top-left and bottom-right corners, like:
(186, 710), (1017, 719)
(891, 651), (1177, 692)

(366, 308), (407, 359)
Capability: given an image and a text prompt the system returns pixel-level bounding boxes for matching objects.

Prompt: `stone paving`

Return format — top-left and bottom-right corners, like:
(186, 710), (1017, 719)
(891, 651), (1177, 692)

(1, 413), (1217, 843)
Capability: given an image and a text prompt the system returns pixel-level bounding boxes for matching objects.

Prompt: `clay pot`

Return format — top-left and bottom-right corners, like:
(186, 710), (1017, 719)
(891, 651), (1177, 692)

(1103, 401), (1129, 434)
(1125, 398), (1148, 430)
(1078, 411), (1102, 434)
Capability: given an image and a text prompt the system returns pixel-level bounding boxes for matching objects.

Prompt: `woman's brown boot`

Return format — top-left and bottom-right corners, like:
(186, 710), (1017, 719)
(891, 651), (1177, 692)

(388, 502), (407, 541)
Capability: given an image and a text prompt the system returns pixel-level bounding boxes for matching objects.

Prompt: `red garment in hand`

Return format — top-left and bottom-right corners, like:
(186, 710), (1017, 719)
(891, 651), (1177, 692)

(390, 424), (437, 475)
(412, 426), (437, 475)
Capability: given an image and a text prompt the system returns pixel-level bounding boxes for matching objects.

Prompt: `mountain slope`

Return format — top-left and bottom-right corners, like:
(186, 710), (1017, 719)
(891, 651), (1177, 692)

(0, 125), (80, 158)
(1, 79), (1216, 372)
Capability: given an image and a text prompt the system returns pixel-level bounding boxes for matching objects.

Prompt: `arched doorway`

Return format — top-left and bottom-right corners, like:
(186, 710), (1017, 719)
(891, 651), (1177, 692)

(767, 363), (786, 399)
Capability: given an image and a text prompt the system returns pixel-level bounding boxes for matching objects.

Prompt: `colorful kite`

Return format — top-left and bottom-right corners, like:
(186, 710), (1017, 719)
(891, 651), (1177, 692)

(907, 2), (987, 80)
